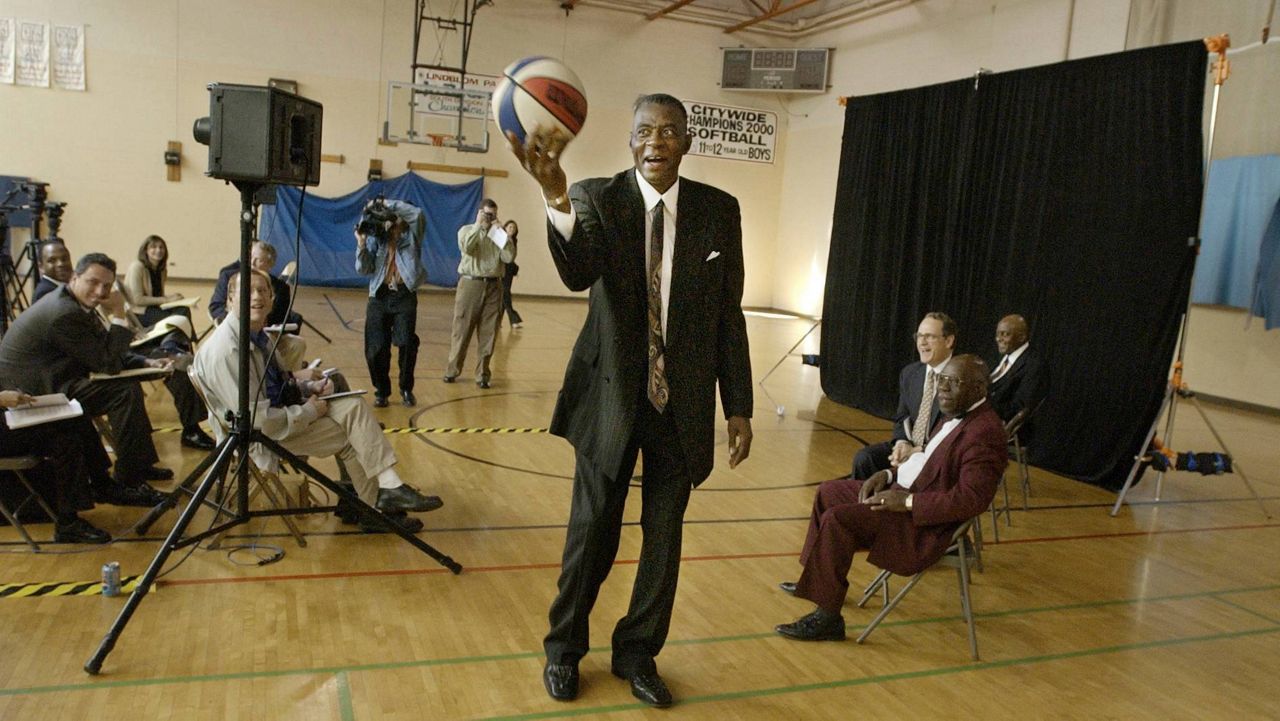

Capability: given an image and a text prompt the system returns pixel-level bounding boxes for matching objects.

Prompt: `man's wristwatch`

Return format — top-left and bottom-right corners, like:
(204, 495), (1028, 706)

(904, 494), (914, 510)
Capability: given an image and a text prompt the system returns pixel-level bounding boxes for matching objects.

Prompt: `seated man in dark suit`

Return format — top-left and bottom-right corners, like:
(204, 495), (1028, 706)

(0, 253), (172, 504)
(775, 354), (1007, 640)
(0, 389), (112, 543)
(208, 240), (300, 328)
(988, 314), (1049, 446)
(33, 240), (214, 451)
(851, 312), (957, 479)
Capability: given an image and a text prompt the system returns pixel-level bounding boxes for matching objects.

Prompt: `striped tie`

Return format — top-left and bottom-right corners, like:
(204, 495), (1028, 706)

(912, 370), (936, 448)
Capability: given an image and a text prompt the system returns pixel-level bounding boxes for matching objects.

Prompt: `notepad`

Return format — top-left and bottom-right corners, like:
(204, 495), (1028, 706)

(160, 295), (201, 310)
(4, 394), (85, 429)
(318, 390), (367, 401)
(89, 367), (172, 381)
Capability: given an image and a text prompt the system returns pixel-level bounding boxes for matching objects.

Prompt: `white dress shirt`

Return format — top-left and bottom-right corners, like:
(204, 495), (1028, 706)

(546, 171), (680, 340)
(896, 398), (987, 489)
(991, 342), (1029, 382)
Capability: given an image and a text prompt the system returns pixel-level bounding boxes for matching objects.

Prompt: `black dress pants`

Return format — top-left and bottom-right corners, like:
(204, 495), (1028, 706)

(65, 378), (160, 481)
(544, 401), (692, 676)
(364, 285), (419, 398)
(0, 416), (98, 516)
(852, 439), (894, 480)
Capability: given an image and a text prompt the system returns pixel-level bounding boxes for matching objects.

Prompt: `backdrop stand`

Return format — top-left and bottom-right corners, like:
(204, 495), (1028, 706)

(1111, 35), (1271, 520)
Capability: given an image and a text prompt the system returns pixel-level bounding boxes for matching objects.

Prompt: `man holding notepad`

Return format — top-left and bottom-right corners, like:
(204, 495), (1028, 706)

(192, 269), (443, 533)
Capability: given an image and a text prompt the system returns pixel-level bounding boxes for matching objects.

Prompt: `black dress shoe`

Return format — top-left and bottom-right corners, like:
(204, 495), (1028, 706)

(54, 516), (112, 544)
(139, 466), (175, 481)
(775, 608), (846, 642)
(376, 485), (443, 513)
(358, 512), (424, 534)
(613, 669), (673, 708)
(96, 482), (168, 507)
(476, 379), (491, 389)
(442, 375), (457, 384)
(373, 394), (389, 408)
(542, 662), (579, 702)
(401, 389), (416, 407)
(181, 428), (216, 450)
(779, 581), (797, 596)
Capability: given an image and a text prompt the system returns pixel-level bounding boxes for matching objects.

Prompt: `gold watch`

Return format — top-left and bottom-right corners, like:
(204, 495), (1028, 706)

(905, 494), (914, 510)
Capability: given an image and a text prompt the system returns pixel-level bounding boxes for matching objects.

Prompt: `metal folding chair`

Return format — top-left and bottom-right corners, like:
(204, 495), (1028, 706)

(988, 399), (1045, 541)
(0, 456), (59, 551)
(855, 516), (982, 660)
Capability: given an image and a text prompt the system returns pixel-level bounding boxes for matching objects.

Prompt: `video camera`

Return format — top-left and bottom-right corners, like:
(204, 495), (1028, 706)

(356, 196), (398, 238)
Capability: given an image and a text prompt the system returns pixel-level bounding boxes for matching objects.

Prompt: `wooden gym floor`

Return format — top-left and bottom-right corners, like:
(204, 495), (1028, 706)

(1, 280), (1277, 720)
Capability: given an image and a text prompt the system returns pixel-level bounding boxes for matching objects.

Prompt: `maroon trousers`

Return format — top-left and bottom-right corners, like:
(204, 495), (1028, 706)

(794, 477), (911, 613)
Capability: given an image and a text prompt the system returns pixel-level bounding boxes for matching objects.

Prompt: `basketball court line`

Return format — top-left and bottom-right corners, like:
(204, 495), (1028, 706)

(1, 582), (1276, 704)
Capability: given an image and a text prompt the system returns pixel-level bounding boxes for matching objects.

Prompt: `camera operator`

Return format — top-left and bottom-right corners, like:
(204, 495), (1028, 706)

(444, 199), (514, 389)
(355, 198), (425, 408)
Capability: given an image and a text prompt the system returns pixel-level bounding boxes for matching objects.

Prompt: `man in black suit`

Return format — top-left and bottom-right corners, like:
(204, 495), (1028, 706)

(508, 94), (754, 708)
(0, 253), (171, 503)
(33, 239), (72, 301)
(852, 312), (957, 479)
(988, 314), (1048, 445)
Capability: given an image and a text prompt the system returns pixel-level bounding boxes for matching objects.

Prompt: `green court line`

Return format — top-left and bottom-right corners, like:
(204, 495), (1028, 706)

(336, 671), (354, 721)
(1210, 595), (1280, 626)
(478, 625), (1280, 721)
(2, 582), (1278, 700)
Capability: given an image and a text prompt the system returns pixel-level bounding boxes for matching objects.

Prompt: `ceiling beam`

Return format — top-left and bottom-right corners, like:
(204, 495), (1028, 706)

(646, 0), (700, 20)
(723, 0), (824, 33)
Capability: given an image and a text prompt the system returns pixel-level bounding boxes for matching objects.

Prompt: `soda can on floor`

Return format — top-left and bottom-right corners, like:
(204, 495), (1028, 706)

(101, 562), (121, 597)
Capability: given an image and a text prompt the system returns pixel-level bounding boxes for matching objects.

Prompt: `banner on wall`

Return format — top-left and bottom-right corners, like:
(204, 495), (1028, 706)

(0, 19), (14, 84)
(411, 68), (499, 119)
(15, 19), (47, 87)
(52, 24), (84, 90)
(682, 100), (777, 164)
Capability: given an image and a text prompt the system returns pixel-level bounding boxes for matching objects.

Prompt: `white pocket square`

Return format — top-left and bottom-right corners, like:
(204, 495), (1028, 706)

(706, 250), (721, 261)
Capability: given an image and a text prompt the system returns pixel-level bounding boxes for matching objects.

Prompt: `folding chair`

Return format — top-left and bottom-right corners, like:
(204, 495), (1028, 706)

(277, 262), (332, 344)
(855, 516), (983, 660)
(186, 367), (307, 548)
(987, 399), (1045, 541)
(0, 456), (59, 551)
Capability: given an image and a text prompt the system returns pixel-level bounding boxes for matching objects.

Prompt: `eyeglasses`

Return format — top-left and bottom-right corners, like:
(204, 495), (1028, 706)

(913, 332), (948, 342)
(935, 373), (966, 388)
(632, 126), (685, 142)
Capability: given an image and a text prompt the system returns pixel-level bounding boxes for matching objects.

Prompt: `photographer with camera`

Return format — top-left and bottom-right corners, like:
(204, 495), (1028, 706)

(444, 199), (513, 389)
(355, 198), (425, 408)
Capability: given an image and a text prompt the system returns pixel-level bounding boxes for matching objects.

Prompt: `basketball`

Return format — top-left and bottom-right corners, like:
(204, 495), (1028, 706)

(492, 56), (588, 145)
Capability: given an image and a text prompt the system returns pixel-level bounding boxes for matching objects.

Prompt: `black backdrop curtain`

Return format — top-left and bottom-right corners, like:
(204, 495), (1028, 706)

(820, 41), (1206, 490)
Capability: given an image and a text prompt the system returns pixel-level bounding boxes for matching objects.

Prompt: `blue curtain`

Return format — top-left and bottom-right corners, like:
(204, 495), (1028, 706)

(1191, 155), (1280, 310)
(259, 173), (484, 288)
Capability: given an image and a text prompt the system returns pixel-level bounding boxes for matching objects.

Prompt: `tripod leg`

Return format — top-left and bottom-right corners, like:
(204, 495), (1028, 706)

(1112, 386), (1172, 517)
(132, 441), (232, 535)
(301, 317), (333, 343)
(85, 437), (241, 674)
(1188, 397), (1272, 520)
(260, 436), (462, 574)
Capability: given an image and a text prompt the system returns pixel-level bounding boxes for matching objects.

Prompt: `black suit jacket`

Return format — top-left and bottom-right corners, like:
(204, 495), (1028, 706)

(988, 348), (1049, 441)
(891, 361), (945, 445)
(33, 276), (60, 303)
(546, 170), (753, 485)
(0, 286), (135, 395)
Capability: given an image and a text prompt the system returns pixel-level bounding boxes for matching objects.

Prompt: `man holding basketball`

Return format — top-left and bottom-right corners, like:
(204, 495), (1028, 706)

(508, 93), (753, 708)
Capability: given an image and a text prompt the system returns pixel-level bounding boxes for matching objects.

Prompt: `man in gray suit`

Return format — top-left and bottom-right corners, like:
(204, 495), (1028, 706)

(508, 93), (754, 708)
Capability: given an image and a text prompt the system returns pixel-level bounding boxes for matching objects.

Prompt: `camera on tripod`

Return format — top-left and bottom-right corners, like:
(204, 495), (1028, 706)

(356, 196), (398, 238)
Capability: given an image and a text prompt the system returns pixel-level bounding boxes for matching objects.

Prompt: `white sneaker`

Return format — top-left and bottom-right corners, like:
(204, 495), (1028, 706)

(512, 322), (523, 329)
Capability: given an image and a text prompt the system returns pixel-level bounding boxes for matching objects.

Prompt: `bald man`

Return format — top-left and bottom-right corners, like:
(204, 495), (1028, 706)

(988, 314), (1049, 446)
(775, 354), (1007, 640)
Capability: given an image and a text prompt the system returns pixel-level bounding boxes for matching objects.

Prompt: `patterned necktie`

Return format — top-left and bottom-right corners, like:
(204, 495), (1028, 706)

(991, 355), (1010, 382)
(912, 369), (936, 448)
(647, 201), (669, 413)
(384, 234), (401, 289)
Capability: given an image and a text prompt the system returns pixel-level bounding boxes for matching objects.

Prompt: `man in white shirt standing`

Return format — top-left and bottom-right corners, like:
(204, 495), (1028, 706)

(775, 354), (1007, 641)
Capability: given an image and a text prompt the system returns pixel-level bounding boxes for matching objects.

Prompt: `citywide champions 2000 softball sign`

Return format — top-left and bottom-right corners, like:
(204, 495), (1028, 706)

(683, 101), (777, 164)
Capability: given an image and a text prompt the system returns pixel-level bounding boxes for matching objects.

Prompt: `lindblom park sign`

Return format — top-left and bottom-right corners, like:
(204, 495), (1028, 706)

(682, 100), (777, 164)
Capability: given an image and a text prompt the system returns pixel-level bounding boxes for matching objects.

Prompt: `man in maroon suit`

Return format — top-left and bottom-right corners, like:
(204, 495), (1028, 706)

(775, 354), (1007, 640)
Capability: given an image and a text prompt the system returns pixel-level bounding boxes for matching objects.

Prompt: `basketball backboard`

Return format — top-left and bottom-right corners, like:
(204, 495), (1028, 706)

(384, 75), (495, 153)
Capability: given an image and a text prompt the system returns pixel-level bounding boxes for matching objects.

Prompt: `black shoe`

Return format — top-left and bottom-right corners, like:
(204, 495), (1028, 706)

(373, 394), (389, 408)
(775, 608), (846, 642)
(358, 512), (424, 534)
(376, 485), (443, 513)
(779, 581), (797, 596)
(139, 466), (175, 481)
(54, 516), (112, 544)
(401, 389), (416, 407)
(181, 428), (216, 450)
(542, 662), (579, 702)
(476, 379), (491, 389)
(96, 482), (168, 507)
(442, 375), (457, 384)
(612, 669), (673, 708)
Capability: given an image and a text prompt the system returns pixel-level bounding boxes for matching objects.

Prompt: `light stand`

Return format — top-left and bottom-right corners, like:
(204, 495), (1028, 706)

(84, 181), (461, 675)
(1111, 35), (1271, 520)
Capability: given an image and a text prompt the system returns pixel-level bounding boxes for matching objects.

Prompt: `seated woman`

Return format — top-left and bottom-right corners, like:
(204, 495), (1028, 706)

(124, 235), (193, 330)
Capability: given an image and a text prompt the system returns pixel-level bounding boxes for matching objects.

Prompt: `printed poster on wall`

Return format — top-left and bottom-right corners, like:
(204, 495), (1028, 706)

(52, 24), (84, 90)
(0, 19), (15, 84)
(412, 68), (500, 120)
(682, 100), (777, 164)
(15, 19), (48, 87)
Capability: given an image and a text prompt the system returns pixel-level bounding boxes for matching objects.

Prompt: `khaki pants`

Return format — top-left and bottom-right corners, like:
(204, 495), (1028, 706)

(445, 276), (503, 382)
(273, 397), (395, 506)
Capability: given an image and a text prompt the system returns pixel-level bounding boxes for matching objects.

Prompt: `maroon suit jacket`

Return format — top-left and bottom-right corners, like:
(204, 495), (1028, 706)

(868, 402), (1007, 576)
